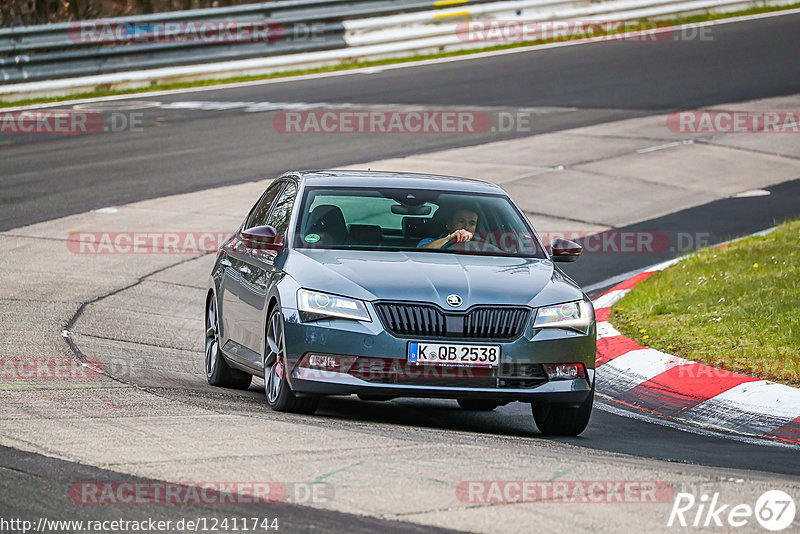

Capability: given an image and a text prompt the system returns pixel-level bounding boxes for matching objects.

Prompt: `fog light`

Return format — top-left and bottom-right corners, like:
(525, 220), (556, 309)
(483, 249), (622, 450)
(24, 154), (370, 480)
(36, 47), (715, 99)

(542, 363), (586, 381)
(300, 353), (357, 372)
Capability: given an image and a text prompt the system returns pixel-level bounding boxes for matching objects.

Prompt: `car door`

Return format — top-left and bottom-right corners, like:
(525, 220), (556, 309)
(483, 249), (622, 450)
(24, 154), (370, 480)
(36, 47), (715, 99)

(219, 180), (285, 366)
(238, 180), (298, 360)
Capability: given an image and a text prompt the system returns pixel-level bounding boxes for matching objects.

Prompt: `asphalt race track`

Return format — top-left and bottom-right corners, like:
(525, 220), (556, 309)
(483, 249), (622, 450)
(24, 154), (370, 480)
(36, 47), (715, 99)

(2, 12), (800, 231)
(1, 11), (799, 533)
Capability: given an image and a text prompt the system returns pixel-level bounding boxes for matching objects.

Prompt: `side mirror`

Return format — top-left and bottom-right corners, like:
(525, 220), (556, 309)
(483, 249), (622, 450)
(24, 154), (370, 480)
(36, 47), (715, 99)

(241, 225), (283, 252)
(550, 237), (581, 262)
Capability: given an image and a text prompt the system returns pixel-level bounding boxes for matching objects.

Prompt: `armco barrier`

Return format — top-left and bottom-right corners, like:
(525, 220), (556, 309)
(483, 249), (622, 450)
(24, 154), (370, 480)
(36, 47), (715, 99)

(0, 0), (502, 84)
(0, 0), (796, 100)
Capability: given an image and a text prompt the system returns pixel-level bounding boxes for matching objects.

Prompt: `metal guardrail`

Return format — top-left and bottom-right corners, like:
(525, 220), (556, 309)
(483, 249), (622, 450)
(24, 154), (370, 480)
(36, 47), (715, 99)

(0, 0), (498, 84)
(0, 0), (794, 91)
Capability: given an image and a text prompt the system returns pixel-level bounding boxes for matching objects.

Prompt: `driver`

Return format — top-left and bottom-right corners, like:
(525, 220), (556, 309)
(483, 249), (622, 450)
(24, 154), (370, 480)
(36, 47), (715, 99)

(418, 207), (478, 249)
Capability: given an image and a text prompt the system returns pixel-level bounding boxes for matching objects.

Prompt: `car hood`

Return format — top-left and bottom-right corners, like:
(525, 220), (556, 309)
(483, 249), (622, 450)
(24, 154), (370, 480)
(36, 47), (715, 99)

(286, 249), (583, 309)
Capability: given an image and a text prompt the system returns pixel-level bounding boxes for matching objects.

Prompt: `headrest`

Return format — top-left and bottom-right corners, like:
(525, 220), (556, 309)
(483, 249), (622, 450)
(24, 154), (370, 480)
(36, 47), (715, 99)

(307, 204), (347, 244)
(348, 224), (382, 245)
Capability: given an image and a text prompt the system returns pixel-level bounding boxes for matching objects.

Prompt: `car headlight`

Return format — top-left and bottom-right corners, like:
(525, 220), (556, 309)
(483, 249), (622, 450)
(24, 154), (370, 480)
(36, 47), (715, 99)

(533, 300), (593, 333)
(297, 289), (372, 322)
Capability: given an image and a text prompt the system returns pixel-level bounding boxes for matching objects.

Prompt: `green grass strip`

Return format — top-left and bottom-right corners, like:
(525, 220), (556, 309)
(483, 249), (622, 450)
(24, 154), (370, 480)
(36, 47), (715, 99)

(610, 218), (800, 386)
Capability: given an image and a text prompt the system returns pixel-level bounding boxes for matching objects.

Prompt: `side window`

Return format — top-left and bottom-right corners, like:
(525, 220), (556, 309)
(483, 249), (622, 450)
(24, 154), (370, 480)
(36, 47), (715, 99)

(264, 182), (297, 243)
(246, 181), (284, 229)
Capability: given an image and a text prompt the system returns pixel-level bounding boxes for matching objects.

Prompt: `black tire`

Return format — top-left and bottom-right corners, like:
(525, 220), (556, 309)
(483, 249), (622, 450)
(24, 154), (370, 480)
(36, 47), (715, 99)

(205, 294), (252, 389)
(531, 386), (594, 436)
(264, 308), (319, 414)
(457, 398), (500, 411)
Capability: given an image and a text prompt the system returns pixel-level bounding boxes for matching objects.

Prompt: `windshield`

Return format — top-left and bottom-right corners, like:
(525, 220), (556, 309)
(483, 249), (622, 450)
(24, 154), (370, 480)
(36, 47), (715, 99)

(294, 187), (546, 258)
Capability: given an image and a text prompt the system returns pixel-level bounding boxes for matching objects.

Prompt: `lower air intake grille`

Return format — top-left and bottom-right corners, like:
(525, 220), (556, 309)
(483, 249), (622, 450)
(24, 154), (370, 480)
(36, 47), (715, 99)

(350, 359), (546, 388)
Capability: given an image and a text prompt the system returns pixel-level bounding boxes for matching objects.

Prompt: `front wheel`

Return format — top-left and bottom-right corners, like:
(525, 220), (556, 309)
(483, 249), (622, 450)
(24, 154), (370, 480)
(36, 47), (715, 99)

(264, 308), (319, 414)
(532, 386), (593, 436)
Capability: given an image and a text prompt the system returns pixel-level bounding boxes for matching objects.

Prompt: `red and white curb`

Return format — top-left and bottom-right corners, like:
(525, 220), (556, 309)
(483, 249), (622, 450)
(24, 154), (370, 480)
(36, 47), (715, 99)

(591, 229), (800, 445)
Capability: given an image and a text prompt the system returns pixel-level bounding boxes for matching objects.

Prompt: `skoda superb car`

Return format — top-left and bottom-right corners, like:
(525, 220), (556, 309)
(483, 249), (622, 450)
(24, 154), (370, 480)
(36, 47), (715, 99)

(205, 170), (596, 435)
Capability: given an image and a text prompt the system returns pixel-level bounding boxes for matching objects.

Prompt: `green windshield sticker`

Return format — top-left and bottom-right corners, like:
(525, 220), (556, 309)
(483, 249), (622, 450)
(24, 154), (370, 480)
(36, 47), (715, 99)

(305, 234), (320, 243)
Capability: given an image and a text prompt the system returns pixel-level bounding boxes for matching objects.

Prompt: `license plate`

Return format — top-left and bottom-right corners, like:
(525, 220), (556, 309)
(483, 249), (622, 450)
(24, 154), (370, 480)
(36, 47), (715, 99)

(408, 342), (500, 367)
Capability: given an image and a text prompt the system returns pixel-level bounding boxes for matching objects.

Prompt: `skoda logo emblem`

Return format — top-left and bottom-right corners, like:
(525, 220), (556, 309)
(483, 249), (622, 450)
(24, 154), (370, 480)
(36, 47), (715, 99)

(446, 294), (462, 307)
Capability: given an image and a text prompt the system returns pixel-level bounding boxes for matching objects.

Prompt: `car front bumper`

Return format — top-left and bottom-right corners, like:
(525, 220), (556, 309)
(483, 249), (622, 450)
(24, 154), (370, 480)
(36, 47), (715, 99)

(281, 307), (596, 404)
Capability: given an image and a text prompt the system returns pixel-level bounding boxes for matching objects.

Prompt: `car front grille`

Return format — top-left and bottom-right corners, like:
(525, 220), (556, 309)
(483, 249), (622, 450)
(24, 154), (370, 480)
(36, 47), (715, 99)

(373, 302), (529, 340)
(349, 359), (547, 388)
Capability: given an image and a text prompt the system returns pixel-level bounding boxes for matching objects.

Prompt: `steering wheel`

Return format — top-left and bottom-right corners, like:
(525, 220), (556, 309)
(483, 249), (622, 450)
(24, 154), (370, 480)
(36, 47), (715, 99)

(441, 232), (480, 250)
(441, 232), (502, 253)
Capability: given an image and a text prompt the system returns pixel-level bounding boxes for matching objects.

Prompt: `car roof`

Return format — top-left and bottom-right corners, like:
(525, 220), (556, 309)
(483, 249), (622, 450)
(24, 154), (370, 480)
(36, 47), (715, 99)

(287, 170), (505, 194)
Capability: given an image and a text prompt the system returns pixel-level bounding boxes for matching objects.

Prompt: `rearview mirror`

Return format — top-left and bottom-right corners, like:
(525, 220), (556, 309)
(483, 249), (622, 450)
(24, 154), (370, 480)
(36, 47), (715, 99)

(391, 204), (432, 215)
(241, 225), (283, 252)
(550, 238), (582, 262)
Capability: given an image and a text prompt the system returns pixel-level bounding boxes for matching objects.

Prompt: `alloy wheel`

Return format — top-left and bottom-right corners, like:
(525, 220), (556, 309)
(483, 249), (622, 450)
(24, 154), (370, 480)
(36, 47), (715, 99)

(205, 298), (220, 378)
(265, 311), (286, 403)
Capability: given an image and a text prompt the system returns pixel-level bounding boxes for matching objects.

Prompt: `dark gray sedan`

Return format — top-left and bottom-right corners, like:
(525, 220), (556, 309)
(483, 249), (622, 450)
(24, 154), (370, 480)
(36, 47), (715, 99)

(205, 170), (596, 435)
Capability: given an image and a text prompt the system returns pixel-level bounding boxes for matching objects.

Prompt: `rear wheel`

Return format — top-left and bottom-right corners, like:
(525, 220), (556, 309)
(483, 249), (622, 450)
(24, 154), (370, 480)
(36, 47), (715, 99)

(457, 399), (500, 411)
(531, 386), (593, 436)
(264, 308), (319, 414)
(205, 295), (252, 389)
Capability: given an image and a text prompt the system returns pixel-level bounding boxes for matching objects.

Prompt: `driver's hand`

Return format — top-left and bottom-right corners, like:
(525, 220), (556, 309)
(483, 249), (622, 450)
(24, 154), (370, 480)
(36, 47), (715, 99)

(449, 229), (473, 243)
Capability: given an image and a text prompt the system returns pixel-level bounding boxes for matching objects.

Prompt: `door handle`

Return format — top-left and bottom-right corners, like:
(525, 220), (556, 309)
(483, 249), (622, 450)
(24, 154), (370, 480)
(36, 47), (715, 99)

(220, 258), (232, 267)
(238, 265), (251, 275)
